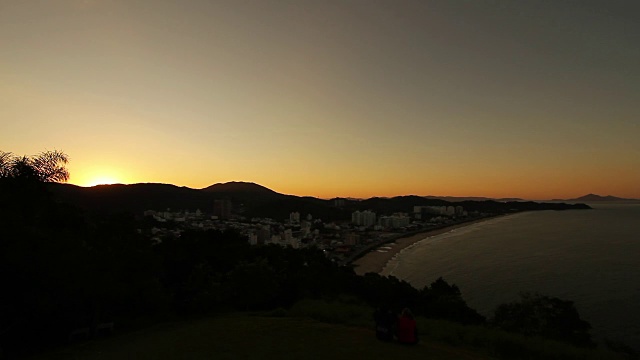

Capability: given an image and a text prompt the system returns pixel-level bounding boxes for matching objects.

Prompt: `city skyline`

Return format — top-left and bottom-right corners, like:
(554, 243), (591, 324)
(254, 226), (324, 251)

(2, 1), (639, 199)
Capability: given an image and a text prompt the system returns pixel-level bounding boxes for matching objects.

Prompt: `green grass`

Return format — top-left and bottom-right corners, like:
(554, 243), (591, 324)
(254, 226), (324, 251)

(284, 299), (625, 360)
(417, 319), (626, 360)
(286, 298), (373, 327)
(32, 315), (490, 360)
(30, 299), (627, 360)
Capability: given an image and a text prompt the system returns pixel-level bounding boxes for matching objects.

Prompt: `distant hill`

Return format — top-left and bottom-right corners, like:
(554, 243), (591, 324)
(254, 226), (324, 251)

(202, 181), (280, 195)
(47, 181), (591, 219)
(423, 195), (524, 202)
(48, 183), (212, 213)
(201, 181), (286, 207)
(558, 194), (639, 202)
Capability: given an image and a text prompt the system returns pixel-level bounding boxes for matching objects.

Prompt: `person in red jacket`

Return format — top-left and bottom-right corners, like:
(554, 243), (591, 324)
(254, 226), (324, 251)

(396, 308), (418, 345)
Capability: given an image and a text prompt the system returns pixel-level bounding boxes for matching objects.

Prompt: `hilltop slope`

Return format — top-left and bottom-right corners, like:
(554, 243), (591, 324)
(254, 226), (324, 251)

(34, 315), (489, 360)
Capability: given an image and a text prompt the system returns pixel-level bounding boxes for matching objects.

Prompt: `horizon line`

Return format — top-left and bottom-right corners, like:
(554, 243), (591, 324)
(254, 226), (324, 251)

(63, 181), (636, 202)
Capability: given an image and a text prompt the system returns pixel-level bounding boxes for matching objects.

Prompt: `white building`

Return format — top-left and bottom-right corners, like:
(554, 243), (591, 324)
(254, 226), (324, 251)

(415, 205), (463, 217)
(352, 210), (376, 227)
(248, 233), (258, 245)
(283, 229), (293, 243)
(378, 213), (411, 229)
(270, 234), (282, 244)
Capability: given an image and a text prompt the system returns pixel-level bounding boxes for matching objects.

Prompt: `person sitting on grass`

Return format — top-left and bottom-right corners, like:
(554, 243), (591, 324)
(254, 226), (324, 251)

(396, 308), (418, 345)
(373, 306), (395, 341)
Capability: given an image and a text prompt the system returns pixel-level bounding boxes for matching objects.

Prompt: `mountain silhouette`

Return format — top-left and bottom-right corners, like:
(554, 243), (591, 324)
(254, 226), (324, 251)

(202, 181), (279, 195)
(47, 181), (591, 219)
(48, 183), (211, 213)
(422, 195), (524, 202)
(562, 194), (638, 202)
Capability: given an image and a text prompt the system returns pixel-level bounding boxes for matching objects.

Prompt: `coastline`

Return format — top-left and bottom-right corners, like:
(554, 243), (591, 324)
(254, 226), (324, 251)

(351, 216), (505, 276)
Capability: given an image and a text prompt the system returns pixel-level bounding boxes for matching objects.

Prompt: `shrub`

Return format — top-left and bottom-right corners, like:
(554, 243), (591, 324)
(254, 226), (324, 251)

(492, 292), (594, 347)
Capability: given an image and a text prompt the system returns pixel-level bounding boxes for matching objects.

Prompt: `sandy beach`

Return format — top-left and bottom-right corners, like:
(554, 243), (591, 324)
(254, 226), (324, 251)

(352, 217), (496, 276)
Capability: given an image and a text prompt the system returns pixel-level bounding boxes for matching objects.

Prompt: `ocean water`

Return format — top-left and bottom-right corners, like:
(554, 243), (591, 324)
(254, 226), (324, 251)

(382, 204), (640, 349)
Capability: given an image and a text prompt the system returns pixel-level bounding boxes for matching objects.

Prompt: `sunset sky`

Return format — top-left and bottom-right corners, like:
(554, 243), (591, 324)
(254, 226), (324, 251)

(2, 1), (638, 199)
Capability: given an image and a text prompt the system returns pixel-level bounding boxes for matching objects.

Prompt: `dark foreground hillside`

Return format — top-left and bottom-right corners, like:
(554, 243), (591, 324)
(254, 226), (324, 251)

(30, 311), (625, 360)
(31, 315), (490, 360)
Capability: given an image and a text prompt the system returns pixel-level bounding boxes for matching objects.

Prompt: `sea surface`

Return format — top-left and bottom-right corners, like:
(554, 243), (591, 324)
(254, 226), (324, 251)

(382, 204), (640, 349)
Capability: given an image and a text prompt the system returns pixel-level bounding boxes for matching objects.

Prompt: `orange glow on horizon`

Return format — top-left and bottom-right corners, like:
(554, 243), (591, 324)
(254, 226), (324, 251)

(3, 2), (639, 203)
(69, 165), (127, 188)
(82, 176), (120, 187)
(64, 161), (640, 200)
(67, 177), (637, 200)
(63, 173), (640, 200)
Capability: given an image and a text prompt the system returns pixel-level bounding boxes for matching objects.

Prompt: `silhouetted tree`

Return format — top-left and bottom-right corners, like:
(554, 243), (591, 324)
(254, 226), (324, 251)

(0, 150), (69, 183)
(492, 292), (594, 347)
(0, 150), (167, 356)
(0, 150), (73, 355)
(0, 150), (70, 216)
(418, 277), (485, 324)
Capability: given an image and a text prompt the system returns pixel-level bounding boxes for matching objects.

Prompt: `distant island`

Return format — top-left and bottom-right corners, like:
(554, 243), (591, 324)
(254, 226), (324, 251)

(552, 193), (640, 203)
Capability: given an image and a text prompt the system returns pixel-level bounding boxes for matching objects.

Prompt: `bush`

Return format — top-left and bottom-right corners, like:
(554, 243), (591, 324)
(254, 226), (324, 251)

(492, 292), (594, 347)
(417, 318), (623, 360)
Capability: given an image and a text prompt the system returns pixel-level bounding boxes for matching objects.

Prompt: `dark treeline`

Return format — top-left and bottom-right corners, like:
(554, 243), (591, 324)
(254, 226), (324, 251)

(0, 151), (594, 357)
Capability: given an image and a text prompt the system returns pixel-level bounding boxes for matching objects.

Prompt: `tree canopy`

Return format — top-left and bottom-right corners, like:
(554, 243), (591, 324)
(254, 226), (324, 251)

(492, 292), (594, 347)
(0, 150), (69, 183)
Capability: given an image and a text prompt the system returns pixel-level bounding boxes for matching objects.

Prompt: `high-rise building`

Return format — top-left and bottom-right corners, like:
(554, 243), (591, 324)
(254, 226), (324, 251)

(248, 233), (258, 245)
(213, 199), (232, 219)
(378, 213), (411, 229)
(352, 210), (376, 227)
(415, 205), (460, 217)
(257, 226), (271, 244)
(283, 228), (293, 242)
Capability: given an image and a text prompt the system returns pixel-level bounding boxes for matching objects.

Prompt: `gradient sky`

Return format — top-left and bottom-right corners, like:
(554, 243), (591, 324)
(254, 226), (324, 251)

(2, 0), (639, 199)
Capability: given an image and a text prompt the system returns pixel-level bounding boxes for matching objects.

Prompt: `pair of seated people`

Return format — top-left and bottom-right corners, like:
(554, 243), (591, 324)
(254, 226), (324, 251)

(374, 307), (418, 345)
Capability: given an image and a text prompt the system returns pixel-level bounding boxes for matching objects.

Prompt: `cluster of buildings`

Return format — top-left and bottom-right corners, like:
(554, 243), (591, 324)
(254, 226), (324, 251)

(142, 208), (248, 243)
(144, 209), (205, 223)
(141, 202), (472, 262)
(413, 205), (467, 218)
(350, 210), (422, 230)
(247, 216), (319, 248)
(351, 210), (376, 227)
(143, 208), (324, 249)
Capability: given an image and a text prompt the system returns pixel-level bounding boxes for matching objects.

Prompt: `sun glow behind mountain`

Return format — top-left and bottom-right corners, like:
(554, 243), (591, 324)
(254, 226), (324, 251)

(84, 176), (120, 187)
(70, 165), (127, 188)
(3, 2), (639, 199)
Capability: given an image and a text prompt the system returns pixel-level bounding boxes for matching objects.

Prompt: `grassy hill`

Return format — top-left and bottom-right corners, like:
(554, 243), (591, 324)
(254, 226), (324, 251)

(30, 306), (626, 360)
(30, 315), (491, 360)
